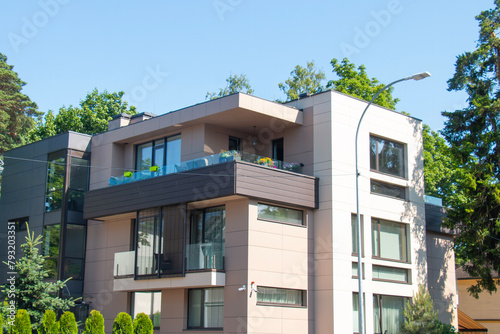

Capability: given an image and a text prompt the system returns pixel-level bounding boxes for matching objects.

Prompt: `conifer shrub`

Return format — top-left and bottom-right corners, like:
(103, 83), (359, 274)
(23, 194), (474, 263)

(38, 310), (59, 334)
(84, 310), (105, 334)
(12, 310), (31, 334)
(59, 311), (78, 334)
(113, 312), (133, 334)
(132, 313), (153, 334)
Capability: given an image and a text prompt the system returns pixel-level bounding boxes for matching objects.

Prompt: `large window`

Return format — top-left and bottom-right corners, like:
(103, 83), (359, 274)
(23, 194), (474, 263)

(372, 219), (409, 262)
(43, 224), (61, 279)
(187, 206), (225, 271)
(370, 135), (405, 178)
(188, 288), (224, 329)
(136, 134), (181, 173)
(136, 205), (185, 277)
(257, 287), (305, 307)
(371, 179), (407, 200)
(45, 151), (66, 212)
(373, 294), (407, 334)
(257, 203), (303, 226)
(131, 291), (161, 330)
(67, 156), (89, 212)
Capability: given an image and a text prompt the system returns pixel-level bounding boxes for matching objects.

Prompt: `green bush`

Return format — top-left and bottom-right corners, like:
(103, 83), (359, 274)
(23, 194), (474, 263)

(0, 310), (3, 334)
(133, 313), (153, 334)
(38, 310), (59, 334)
(59, 311), (78, 334)
(113, 312), (133, 334)
(84, 310), (105, 334)
(12, 310), (31, 334)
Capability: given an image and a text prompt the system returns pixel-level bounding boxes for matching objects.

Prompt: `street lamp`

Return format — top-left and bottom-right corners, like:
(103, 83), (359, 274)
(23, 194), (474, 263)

(354, 71), (430, 334)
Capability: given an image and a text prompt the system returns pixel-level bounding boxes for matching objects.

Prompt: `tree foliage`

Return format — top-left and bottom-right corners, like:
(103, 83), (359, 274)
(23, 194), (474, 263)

(84, 310), (105, 334)
(38, 310), (59, 334)
(0, 52), (41, 155)
(0, 226), (77, 330)
(59, 311), (78, 334)
(206, 74), (254, 100)
(400, 286), (442, 334)
(327, 57), (399, 109)
(30, 88), (137, 140)
(12, 310), (31, 334)
(442, 0), (500, 296)
(132, 313), (153, 334)
(113, 312), (133, 334)
(278, 61), (326, 101)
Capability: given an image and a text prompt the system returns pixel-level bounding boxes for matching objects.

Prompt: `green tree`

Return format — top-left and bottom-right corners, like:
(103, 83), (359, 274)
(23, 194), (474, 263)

(441, 0), (500, 296)
(278, 61), (326, 101)
(84, 310), (105, 334)
(400, 285), (441, 334)
(422, 124), (457, 207)
(132, 313), (153, 334)
(12, 310), (31, 334)
(0, 226), (77, 330)
(206, 74), (254, 100)
(59, 312), (78, 334)
(0, 52), (41, 155)
(327, 57), (399, 109)
(38, 310), (59, 334)
(31, 89), (137, 140)
(113, 312), (133, 334)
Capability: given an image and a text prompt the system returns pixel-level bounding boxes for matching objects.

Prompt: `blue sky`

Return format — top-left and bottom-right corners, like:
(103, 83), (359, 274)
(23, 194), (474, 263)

(0, 0), (493, 131)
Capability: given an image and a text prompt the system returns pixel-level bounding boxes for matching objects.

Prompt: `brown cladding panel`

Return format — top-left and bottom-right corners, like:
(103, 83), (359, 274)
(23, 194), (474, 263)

(234, 162), (317, 209)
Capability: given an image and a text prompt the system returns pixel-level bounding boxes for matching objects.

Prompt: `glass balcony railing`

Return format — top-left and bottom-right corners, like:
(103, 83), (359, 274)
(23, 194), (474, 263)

(186, 242), (224, 271)
(108, 151), (304, 186)
(114, 250), (135, 277)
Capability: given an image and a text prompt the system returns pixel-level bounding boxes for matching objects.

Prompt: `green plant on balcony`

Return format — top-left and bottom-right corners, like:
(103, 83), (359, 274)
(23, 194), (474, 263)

(219, 150), (241, 162)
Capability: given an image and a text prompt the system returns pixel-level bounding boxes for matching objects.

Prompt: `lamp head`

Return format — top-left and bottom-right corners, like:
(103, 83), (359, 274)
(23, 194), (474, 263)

(408, 71), (431, 81)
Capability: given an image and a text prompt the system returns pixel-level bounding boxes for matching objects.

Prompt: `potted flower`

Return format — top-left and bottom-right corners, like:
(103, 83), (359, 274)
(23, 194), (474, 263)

(257, 157), (275, 168)
(219, 150), (241, 162)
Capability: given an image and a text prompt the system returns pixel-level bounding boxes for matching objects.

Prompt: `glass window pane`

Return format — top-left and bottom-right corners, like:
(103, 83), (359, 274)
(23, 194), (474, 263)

(380, 222), (406, 261)
(370, 137), (377, 171)
(381, 295), (406, 333)
(65, 224), (86, 258)
(132, 291), (161, 328)
(45, 190), (63, 212)
(204, 288), (224, 328)
(69, 157), (89, 190)
(371, 179), (406, 200)
(373, 295), (381, 333)
(370, 136), (405, 178)
(373, 265), (409, 282)
(67, 189), (85, 212)
(188, 289), (202, 328)
(257, 204), (303, 225)
(372, 221), (379, 257)
(63, 258), (84, 280)
(257, 287), (303, 306)
(47, 152), (66, 191)
(43, 224), (60, 278)
(166, 135), (181, 174)
(353, 293), (359, 333)
(136, 208), (161, 276)
(136, 142), (153, 171)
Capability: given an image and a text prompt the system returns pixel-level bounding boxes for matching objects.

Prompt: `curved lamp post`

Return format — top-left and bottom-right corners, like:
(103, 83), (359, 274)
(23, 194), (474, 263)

(355, 71), (430, 334)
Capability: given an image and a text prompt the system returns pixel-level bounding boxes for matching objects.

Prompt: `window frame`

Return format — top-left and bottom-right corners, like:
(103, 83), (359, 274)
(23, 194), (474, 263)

(370, 179), (407, 200)
(135, 134), (181, 172)
(256, 286), (306, 308)
(372, 264), (411, 284)
(187, 287), (224, 330)
(373, 294), (408, 334)
(370, 135), (407, 179)
(371, 218), (410, 263)
(257, 203), (304, 226)
(131, 291), (162, 330)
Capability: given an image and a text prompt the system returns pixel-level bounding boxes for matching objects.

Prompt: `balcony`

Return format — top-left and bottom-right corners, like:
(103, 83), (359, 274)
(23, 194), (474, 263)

(108, 151), (304, 187)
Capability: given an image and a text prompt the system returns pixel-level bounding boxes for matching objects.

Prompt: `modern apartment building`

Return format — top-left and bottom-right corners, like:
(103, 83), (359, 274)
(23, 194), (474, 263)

(0, 91), (457, 333)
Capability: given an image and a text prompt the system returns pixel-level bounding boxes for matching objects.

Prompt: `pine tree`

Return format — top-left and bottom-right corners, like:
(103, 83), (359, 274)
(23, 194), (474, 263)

(0, 226), (77, 330)
(113, 312), (133, 334)
(83, 310), (105, 334)
(59, 311), (78, 334)
(132, 313), (153, 334)
(38, 310), (59, 334)
(400, 285), (441, 334)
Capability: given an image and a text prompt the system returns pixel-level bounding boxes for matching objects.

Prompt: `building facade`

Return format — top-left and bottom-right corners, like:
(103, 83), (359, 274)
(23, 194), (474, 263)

(0, 91), (457, 333)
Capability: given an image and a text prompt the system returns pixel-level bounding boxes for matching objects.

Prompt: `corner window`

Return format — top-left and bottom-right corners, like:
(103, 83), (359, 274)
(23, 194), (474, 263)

(373, 295), (407, 334)
(188, 288), (224, 329)
(372, 219), (409, 262)
(370, 135), (405, 178)
(256, 287), (305, 307)
(131, 291), (161, 330)
(45, 150), (66, 212)
(370, 179), (407, 200)
(257, 203), (303, 226)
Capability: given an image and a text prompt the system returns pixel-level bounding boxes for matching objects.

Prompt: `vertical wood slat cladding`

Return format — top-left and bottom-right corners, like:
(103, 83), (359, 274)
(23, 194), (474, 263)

(84, 161), (317, 219)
